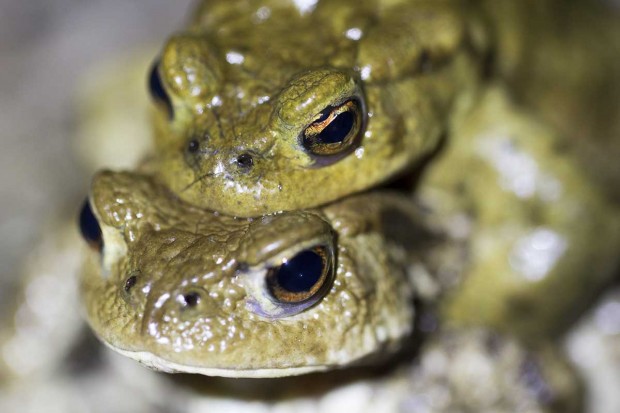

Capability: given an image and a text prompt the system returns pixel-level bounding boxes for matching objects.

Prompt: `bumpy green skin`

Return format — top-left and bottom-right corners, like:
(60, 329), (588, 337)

(81, 170), (455, 377)
(84, 0), (620, 373)
(0, 175), (581, 413)
(153, 0), (620, 218)
(0, 176), (584, 413)
(5, 1), (620, 409)
(87, 0), (620, 367)
(153, 0), (486, 216)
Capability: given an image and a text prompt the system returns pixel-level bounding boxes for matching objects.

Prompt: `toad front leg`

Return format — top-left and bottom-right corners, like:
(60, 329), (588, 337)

(420, 86), (620, 340)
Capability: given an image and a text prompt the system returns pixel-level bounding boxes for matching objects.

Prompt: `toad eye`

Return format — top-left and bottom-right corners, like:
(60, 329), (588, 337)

(266, 245), (333, 304)
(301, 99), (364, 158)
(148, 59), (173, 119)
(78, 199), (103, 252)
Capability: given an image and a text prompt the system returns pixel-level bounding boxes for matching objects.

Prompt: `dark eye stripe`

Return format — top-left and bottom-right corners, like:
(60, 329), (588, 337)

(148, 59), (173, 119)
(78, 199), (103, 252)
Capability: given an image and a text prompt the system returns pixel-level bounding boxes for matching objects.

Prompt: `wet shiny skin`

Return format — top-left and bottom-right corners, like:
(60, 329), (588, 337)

(80, 170), (434, 377)
(2, 1), (619, 411)
(151, 0), (620, 219)
(88, 0), (620, 375)
(152, 0), (484, 216)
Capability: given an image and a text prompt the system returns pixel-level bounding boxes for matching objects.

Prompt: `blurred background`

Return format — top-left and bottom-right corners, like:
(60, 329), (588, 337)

(0, 0), (194, 303)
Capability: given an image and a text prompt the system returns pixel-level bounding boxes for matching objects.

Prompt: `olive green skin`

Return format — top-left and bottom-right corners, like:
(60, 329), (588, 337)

(153, 0), (486, 216)
(152, 0), (620, 218)
(13, 0), (620, 386)
(84, 51), (620, 370)
(0, 173), (581, 413)
(4, 1), (620, 408)
(0, 172), (584, 412)
(480, 0), (620, 201)
(81, 170), (457, 377)
(83, 0), (620, 366)
(82, 116), (620, 376)
(422, 87), (620, 340)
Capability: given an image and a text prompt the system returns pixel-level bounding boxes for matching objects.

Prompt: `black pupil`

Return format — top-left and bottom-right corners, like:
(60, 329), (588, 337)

(78, 199), (103, 251)
(276, 250), (324, 293)
(317, 110), (354, 144)
(148, 60), (173, 119)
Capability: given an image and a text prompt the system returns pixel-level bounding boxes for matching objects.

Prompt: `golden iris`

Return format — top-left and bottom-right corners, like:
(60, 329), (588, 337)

(266, 246), (333, 304)
(302, 99), (362, 156)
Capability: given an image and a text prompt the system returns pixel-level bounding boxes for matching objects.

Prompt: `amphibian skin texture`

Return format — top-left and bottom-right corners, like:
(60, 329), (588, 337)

(148, 0), (620, 340)
(151, 0), (486, 216)
(0, 173), (580, 413)
(79, 170), (456, 377)
(76, 0), (620, 378)
(149, 0), (620, 218)
(421, 88), (620, 340)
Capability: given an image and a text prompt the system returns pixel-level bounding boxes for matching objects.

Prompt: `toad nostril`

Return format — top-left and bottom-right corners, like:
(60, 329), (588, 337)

(235, 153), (253, 172)
(182, 291), (201, 308)
(124, 275), (138, 292)
(187, 139), (200, 153)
